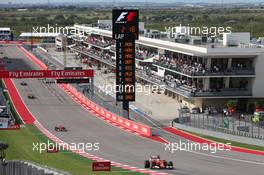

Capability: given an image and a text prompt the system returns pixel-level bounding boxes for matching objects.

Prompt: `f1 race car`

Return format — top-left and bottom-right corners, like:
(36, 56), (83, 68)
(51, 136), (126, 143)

(54, 125), (67, 132)
(144, 155), (173, 169)
(20, 81), (27, 86)
(27, 94), (36, 99)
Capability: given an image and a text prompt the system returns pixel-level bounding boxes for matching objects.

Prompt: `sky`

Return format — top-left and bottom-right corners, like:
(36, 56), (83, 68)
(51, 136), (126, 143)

(0, 0), (264, 4)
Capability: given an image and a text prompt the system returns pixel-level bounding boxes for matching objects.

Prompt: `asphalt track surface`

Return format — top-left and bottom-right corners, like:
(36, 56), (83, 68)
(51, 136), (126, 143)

(3, 45), (264, 175)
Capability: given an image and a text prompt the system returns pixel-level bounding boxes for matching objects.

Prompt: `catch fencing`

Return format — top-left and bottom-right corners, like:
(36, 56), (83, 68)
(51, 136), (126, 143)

(0, 160), (70, 175)
(176, 111), (264, 140)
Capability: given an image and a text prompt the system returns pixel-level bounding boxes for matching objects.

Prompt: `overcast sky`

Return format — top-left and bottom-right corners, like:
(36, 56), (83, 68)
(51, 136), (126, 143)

(0, 0), (263, 4)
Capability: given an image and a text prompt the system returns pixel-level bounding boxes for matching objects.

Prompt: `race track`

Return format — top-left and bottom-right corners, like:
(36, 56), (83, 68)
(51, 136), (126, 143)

(3, 45), (264, 175)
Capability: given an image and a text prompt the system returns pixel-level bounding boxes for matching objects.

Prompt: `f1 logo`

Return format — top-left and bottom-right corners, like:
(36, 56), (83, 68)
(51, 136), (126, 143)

(116, 12), (128, 23)
(115, 11), (137, 23)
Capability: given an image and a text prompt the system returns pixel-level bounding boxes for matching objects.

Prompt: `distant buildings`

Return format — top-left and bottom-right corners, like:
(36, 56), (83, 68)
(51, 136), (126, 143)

(0, 27), (12, 41)
(18, 32), (60, 43)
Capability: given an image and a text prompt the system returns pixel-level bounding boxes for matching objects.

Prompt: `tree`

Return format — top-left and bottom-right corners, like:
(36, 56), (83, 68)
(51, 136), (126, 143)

(54, 14), (66, 24)
(226, 99), (238, 109)
(67, 14), (77, 25)
(186, 14), (193, 21)
(255, 100), (264, 109)
(35, 16), (48, 25)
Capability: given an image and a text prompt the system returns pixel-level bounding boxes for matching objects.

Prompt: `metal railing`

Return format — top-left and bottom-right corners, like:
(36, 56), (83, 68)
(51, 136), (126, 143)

(136, 70), (253, 98)
(176, 111), (264, 140)
(153, 61), (255, 77)
(71, 47), (116, 67)
(83, 40), (114, 49)
(0, 160), (70, 175)
(194, 89), (252, 97)
(0, 83), (16, 125)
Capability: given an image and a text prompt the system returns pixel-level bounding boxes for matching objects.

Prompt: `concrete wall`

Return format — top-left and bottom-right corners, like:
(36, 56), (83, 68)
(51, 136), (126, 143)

(178, 97), (227, 110)
(253, 53), (264, 97)
(223, 32), (250, 46)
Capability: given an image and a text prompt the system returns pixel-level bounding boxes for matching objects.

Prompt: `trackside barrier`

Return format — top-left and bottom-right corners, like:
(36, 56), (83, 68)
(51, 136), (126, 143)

(0, 160), (70, 175)
(0, 124), (20, 130)
(0, 40), (35, 45)
(62, 84), (152, 137)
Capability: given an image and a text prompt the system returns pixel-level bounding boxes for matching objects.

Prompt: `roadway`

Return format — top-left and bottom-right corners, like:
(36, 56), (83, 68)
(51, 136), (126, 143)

(2, 45), (264, 175)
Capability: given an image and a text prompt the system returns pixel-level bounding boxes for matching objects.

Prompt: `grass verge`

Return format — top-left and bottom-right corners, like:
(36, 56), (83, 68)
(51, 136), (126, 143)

(0, 124), (145, 175)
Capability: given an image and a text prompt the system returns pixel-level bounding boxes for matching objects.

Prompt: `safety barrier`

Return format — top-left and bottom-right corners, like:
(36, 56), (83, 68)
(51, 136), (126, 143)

(0, 125), (20, 130)
(0, 160), (70, 175)
(0, 40), (34, 45)
(61, 84), (152, 136)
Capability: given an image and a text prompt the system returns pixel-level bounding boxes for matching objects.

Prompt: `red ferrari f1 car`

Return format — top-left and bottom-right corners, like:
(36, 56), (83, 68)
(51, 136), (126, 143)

(145, 155), (173, 169)
(47, 146), (59, 153)
(54, 125), (67, 132)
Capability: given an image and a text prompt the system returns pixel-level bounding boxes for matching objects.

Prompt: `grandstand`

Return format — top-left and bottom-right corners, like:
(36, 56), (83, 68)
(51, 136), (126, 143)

(65, 23), (264, 112)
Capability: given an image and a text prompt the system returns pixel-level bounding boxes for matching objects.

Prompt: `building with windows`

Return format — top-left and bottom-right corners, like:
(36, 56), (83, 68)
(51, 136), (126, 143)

(67, 24), (264, 112)
(18, 32), (60, 43)
(0, 27), (12, 40)
(55, 34), (68, 51)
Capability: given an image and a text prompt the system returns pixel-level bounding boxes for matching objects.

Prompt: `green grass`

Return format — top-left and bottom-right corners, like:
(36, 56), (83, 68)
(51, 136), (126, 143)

(182, 130), (264, 152)
(0, 125), (145, 175)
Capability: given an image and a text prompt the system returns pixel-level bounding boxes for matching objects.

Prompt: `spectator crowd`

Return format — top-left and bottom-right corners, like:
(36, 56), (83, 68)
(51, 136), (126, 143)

(85, 35), (114, 48)
(153, 54), (207, 76)
(72, 41), (251, 97)
(136, 47), (157, 60)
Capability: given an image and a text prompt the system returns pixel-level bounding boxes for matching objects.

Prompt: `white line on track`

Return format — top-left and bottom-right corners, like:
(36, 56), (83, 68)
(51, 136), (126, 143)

(183, 149), (264, 165)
